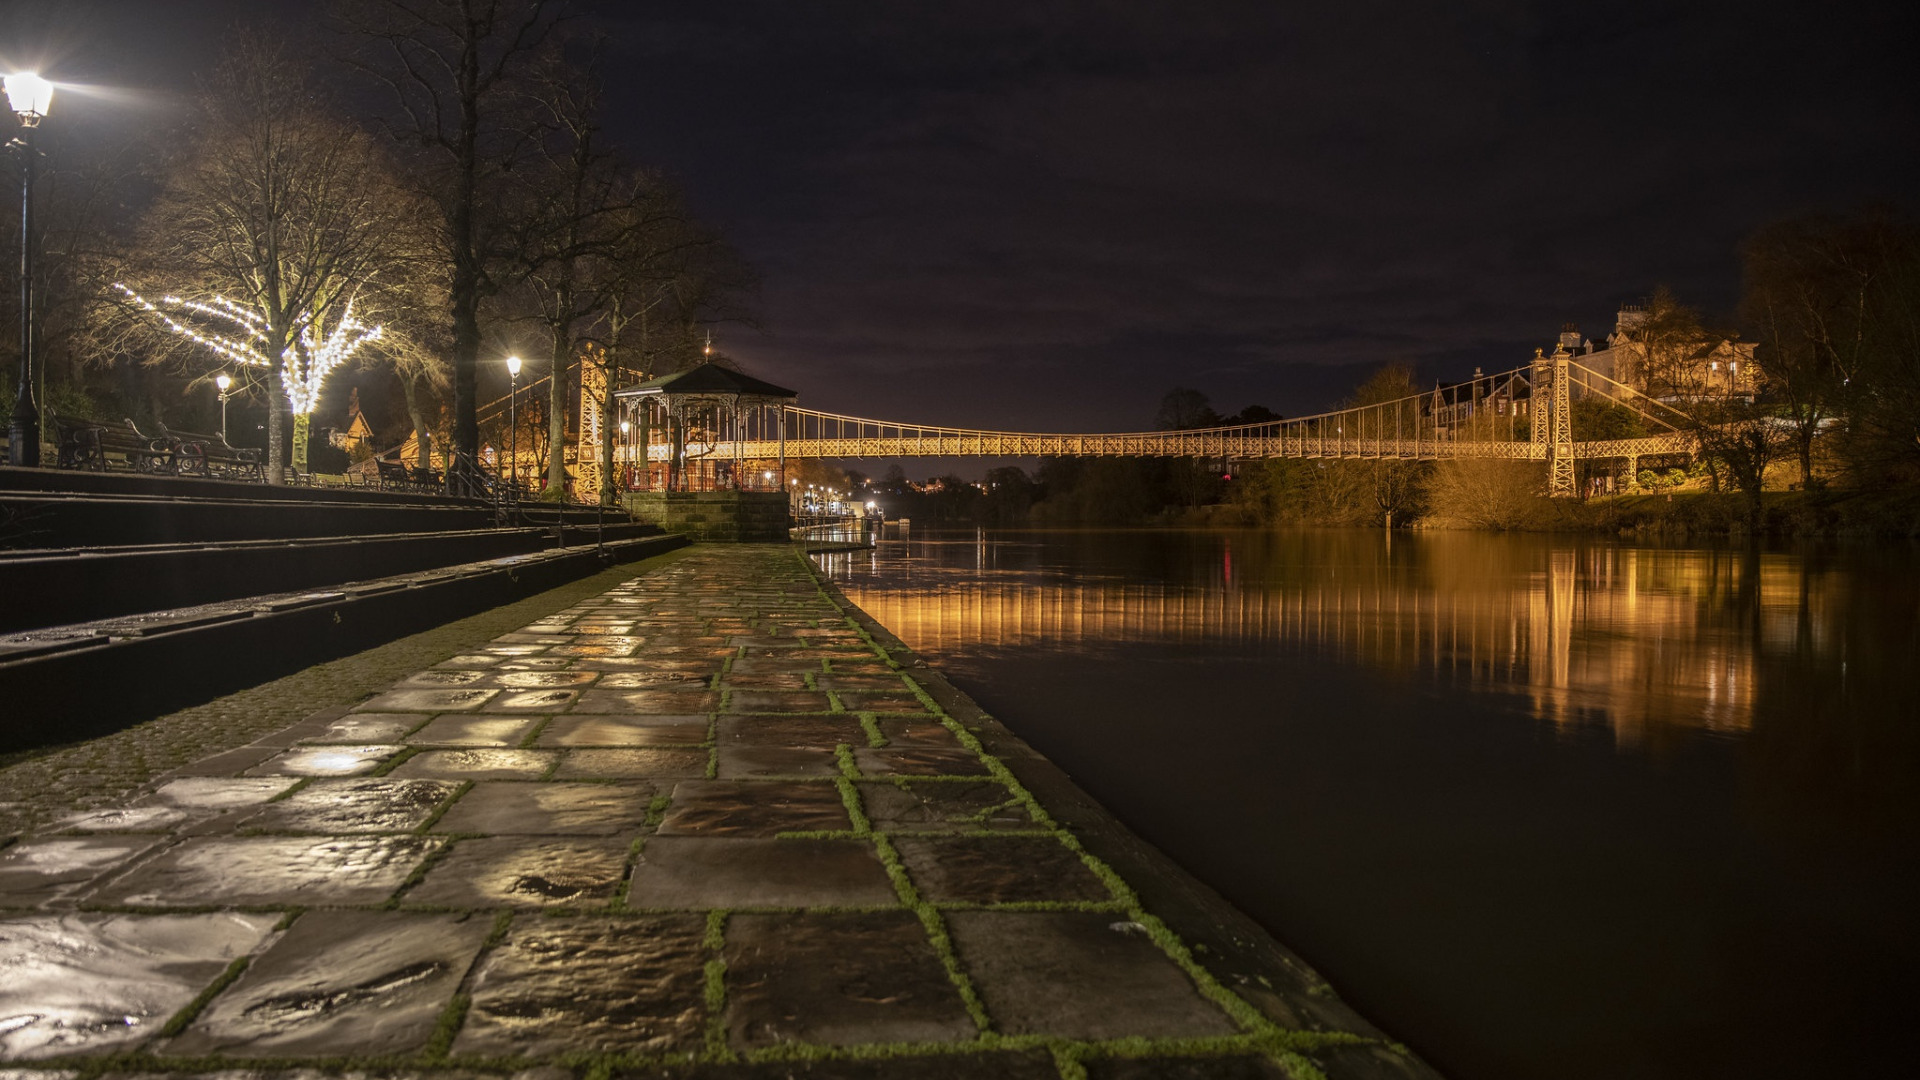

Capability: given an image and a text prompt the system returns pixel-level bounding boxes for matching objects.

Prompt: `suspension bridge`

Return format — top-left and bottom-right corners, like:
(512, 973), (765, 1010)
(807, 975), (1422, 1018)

(617, 347), (1694, 498)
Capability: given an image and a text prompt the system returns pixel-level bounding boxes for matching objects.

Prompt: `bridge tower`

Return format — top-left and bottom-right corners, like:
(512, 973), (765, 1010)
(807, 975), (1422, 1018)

(1530, 346), (1577, 497)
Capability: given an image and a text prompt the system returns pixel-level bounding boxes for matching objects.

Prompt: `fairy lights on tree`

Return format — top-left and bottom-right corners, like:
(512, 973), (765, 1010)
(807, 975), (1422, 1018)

(116, 284), (384, 470)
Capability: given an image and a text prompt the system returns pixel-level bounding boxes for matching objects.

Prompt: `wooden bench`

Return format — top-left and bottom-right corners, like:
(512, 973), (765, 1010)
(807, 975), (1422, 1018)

(157, 422), (263, 481)
(50, 412), (174, 473)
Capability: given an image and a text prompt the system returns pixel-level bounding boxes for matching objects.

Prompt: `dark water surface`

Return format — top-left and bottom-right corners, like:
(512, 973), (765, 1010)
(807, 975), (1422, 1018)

(818, 528), (1920, 1080)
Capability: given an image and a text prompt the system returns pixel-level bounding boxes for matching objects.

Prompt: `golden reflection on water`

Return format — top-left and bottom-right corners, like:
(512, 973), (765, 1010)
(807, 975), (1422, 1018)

(824, 532), (1857, 748)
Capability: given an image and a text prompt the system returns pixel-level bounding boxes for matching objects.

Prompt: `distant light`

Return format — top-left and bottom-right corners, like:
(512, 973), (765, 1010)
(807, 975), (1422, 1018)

(505, 355), (522, 377)
(215, 373), (232, 392)
(763, 471), (773, 480)
(4, 72), (53, 122)
(620, 420), (630, 433)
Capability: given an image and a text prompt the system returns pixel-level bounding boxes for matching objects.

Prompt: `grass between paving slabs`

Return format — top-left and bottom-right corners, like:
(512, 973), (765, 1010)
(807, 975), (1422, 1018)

(0, 546), (698, 837)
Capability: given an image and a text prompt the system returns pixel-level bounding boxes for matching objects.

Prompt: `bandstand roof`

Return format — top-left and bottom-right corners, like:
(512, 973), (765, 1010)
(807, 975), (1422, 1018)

(613, 362), (798, 403)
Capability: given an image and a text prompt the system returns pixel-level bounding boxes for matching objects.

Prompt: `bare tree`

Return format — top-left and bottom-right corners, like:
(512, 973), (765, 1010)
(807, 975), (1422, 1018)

(113, 32), (420, 482)
(341, 0), (562, 492)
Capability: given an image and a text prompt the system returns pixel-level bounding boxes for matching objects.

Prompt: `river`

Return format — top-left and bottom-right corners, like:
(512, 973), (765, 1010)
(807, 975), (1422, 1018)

(815, 527), (1919, 1080)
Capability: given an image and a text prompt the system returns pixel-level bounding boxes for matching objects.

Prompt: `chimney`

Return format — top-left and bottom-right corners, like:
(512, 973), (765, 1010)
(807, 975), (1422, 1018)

(1559, 323), (1582, 352)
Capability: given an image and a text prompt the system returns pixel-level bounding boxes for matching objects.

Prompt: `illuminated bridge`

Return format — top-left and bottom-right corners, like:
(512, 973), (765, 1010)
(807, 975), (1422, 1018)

(614, 349), (1694, 497)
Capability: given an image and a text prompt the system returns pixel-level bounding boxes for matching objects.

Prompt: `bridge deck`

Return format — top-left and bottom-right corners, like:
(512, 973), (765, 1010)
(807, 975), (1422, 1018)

(0, 546), (1432, 1077)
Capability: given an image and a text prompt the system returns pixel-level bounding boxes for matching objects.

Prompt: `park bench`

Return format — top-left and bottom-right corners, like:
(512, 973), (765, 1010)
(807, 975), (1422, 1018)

(410, 465), (444, 490)
(156, 421), (264, 481)
(375, 458), (414, 490)
(49, 411), (173, 473)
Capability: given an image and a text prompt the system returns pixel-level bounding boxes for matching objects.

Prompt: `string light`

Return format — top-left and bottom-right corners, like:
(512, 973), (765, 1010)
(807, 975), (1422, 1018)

(115, 284), (382, 417)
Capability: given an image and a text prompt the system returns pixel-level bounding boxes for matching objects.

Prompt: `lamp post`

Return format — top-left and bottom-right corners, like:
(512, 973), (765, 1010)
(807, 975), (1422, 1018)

(6, 72), (52, 468)
(504, 355), (522, 498)
(215, 374), (232, 442)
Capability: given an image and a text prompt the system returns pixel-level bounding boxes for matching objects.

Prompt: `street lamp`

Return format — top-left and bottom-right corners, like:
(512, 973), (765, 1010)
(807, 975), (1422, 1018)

(215, 373), (232, 442)
(504, 355), (521, 497)
(6, 72), (53, 467)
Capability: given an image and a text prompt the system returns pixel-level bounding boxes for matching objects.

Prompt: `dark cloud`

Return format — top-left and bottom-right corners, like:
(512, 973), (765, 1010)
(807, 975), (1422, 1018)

(13, 0), (1918, 431)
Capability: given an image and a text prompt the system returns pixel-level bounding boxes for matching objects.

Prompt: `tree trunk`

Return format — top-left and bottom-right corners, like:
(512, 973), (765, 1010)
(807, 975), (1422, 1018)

(599, 330), (620, 506)
(548, 317), (570, 496)
(401, 375), (432, 469)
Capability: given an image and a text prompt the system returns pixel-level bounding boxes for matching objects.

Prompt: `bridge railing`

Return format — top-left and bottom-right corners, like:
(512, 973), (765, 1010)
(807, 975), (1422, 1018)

(628, 359), (1693, 464)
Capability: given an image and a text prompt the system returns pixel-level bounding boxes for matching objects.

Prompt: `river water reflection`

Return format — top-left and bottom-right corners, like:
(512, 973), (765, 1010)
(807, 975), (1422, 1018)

(819, 528), (1919, 1080)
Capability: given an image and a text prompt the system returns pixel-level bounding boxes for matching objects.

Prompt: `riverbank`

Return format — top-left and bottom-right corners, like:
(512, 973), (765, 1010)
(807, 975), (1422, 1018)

(0, 544), (1433, 1078)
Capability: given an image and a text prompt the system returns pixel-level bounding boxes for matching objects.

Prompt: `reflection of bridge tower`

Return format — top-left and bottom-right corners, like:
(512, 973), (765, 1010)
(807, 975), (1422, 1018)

(1532, 345), (1577, 497)
(1526, 548), (1579, 722)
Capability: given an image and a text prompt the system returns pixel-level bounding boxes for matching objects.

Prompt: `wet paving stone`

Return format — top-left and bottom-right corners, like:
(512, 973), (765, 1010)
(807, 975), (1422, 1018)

(573, 689), (722, 714)
(725, 690), (834, 713)
(406, 837), (631, 908)
(88, 836), (441, 907)
(857, 779), (1036, 833)
(596, 670), (715, 690)
(398, 668), (490, 688)
(357, 687), (503, 712)
(537, 716), (709, 748)
(945, 911), (1237, 1040)
(242, 779), (457, 834)
(405, 715), (543, 747)
(725, 910), (976, 1047)
(494, 670), (600, 688)
(388, 749), (559, 781)
(0, 838), (160, 907)
(852, 747), (990, 777)
(302, 713), (428, 743)
(552, 748), (710, 780)
(167, 910), (491, 1056)
(714, 714), (865, 747)
(1082, 1055), (1295, 1080)
(489, 689), (581, 711)
(656, 781), (851, 836)
(138, 777), (299, 809)
(831, 691), (933, 713)
(893, 836), (1112, 904)
(432, 782), (654, 836)
(455, 915), (706, 1057)
(0, 912), (276, 1059)
(874, 720), (967, 749)
(607, 1050), (1063, 1079)
(245, 745), (404, 778)
(627, 838), (898, 909)
(715, 746), (841, 779)
(55, 805), (198, 833)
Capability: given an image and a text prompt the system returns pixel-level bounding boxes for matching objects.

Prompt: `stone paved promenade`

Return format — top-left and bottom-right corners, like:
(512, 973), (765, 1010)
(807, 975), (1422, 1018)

(0, 546), (1434, 1079)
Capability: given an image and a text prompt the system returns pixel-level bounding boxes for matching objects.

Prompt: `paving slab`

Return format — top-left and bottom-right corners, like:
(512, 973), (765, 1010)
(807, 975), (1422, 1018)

(388, 748), (559, 780)
(404, 836), (632, 908)
(656, 780), (850, 836)
(551, 747), (710, 779)
(893, 835), (1113, 904)
(725, 910), (976, 1046)
(0, 912), (277, 1059)
(536, 715), (708, 747)
(166, 909), (491, 1056)
(945, 910), (1237, 1039)
(626, 837), (897, 908)
(0, 837), (162, 907)
(241, 778), (457, 834)
(87, 836), (441, 907)
(432, 781), (654, 836)
(455, 915), (706, 1057)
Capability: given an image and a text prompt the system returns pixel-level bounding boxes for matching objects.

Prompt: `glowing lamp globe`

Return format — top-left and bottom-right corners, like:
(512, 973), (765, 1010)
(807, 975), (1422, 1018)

(4, 72), (53, 122)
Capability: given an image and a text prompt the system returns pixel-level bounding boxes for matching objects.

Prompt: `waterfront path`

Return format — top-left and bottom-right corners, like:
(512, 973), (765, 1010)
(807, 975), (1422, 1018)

(0, 546), (1435, 1079)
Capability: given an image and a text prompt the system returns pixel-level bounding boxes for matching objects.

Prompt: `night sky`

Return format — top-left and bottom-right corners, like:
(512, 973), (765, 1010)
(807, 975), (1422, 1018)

(9, 0), (1917, 432)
